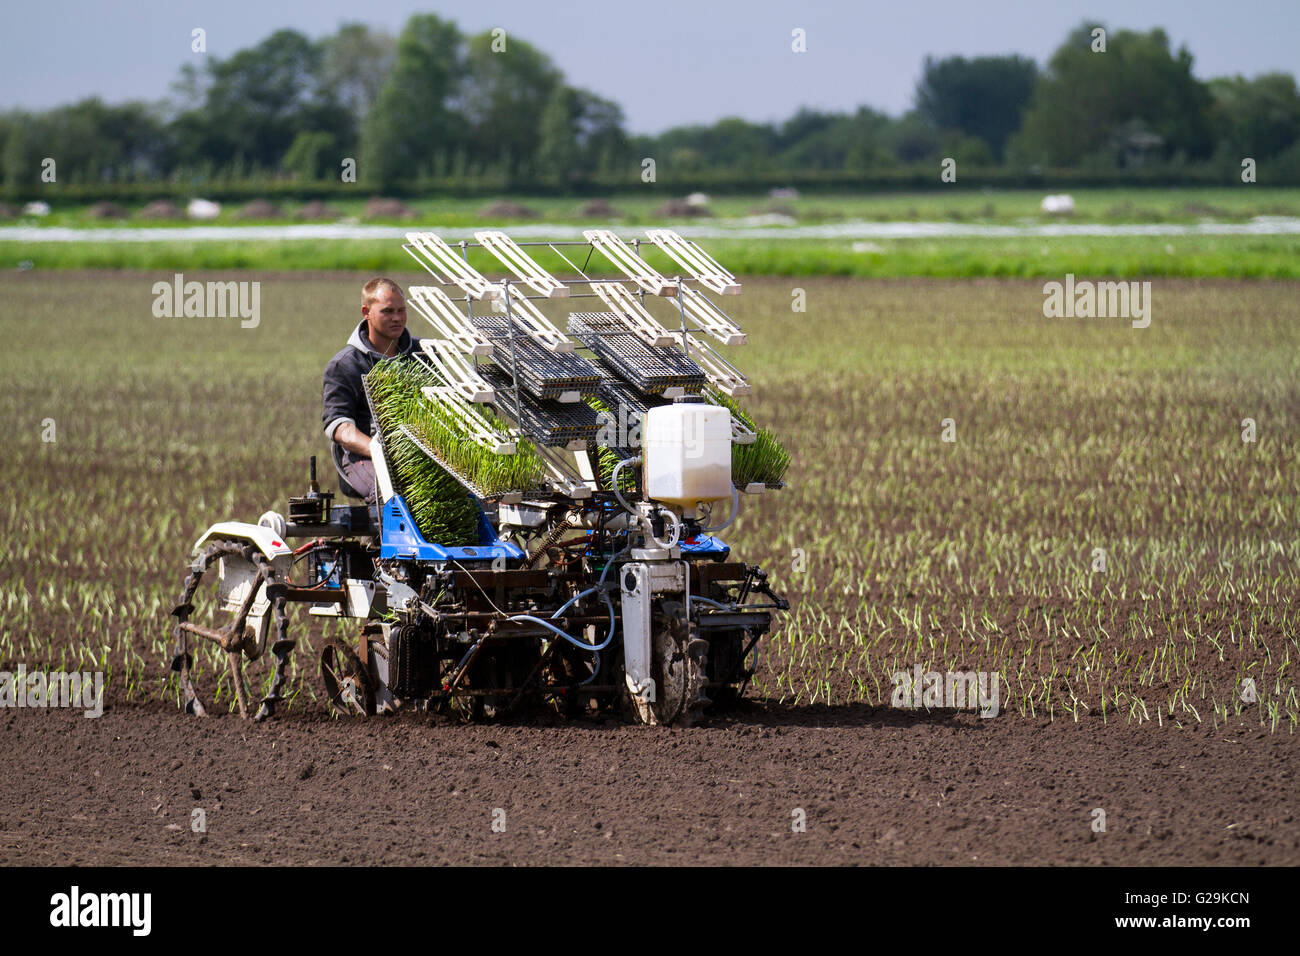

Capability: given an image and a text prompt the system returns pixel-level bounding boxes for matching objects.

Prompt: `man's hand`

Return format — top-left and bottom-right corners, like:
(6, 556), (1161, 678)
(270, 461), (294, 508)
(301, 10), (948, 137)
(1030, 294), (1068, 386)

(333, 422), (373, 458)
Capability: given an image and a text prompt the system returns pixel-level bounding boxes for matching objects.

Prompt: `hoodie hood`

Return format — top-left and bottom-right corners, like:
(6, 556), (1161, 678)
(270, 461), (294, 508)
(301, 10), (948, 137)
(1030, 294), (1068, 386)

(348, 320), (413, 358)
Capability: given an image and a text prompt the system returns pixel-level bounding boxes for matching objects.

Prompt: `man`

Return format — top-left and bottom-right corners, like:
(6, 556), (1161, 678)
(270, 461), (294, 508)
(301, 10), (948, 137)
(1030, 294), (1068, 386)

(322, 277), (421, 502)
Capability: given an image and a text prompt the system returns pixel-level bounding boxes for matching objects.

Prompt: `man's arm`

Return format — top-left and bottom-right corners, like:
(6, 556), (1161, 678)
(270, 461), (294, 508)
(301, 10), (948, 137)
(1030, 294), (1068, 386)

(322, 354), (371, 457)
(332, 421), (373, 459)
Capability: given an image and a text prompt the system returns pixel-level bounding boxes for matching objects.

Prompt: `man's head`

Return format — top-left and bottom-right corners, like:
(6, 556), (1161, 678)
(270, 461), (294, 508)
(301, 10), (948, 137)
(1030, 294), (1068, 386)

(361, 277), (406, 352)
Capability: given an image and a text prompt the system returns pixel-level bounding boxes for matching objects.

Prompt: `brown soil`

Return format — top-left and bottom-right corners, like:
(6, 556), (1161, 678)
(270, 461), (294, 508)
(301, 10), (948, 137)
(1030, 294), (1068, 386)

(1, 694), (1293, 866)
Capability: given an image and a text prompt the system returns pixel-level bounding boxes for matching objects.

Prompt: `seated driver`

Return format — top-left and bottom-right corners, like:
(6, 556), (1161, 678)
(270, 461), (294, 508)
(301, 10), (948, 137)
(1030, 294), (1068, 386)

(322, 277), (422, 502)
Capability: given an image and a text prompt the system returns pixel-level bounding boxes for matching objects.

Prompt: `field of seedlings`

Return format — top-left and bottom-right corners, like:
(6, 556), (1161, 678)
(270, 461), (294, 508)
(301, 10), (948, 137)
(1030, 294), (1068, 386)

(1, 270), (1297, 865)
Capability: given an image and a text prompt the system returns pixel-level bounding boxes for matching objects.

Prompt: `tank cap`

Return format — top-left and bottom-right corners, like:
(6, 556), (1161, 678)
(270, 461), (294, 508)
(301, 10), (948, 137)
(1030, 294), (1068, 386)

(672, 394), (706, 404)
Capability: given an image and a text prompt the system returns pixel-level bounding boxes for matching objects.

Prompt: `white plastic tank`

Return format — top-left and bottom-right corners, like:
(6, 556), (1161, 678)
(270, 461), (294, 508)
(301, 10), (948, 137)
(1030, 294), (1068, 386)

(643, 397), (732, 507)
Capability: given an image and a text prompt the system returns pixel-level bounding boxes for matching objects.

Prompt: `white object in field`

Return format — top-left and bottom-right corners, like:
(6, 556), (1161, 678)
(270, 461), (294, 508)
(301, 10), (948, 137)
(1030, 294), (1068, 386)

(686, 192), (709, 207)
(407, 286), (493, 355)
(1041, 194), (1075, 214)
(589, 282), (677, 347)
(420, 339), (495, 403)
(645, 229), (741, 295)
(187, 198), (221, 220)
(643, 403), (733, 507)
(503, 293), (576, 353)
(22, 201), (50, 217)
(583, 229), (677, 296)
(371, 436), (395, 503)
(474, 231), (568, 298)
(620, 563), (656, 710)
(406, 232), (504, 300)
(679, 287), (746, 345)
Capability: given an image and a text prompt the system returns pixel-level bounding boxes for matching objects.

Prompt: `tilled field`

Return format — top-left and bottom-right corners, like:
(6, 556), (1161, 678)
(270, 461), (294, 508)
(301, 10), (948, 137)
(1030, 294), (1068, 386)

(1, 273), (1297, 865)
(2, 696), (1296, 866)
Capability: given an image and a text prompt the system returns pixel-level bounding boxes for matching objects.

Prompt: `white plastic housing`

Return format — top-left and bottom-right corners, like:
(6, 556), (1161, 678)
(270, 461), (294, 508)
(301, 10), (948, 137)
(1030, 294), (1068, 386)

(643, 403), (732, 507)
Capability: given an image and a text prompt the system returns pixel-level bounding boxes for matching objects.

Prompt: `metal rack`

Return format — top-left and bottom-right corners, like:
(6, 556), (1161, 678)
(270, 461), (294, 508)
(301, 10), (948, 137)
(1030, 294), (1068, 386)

(400, 229), (757, 496)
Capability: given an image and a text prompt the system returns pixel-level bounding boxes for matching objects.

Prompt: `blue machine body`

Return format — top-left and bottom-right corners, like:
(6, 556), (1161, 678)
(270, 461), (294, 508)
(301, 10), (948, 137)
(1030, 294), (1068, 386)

(379, 494), (526, 562)
(380, 493), (731, 564)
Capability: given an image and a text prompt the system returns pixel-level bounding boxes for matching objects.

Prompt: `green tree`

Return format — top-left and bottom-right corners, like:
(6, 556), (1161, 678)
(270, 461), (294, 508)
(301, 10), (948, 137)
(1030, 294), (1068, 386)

(172, 29), (352, 173)
(362, 14), (466, 186)
(1011, 24), (1214, 167)
(460, 33), (562, 176)
(1209, 73), (1300, 161)
(536, 86), (580, 184)
(319, 23), (396, 129)
(915, 54), (1038, 160)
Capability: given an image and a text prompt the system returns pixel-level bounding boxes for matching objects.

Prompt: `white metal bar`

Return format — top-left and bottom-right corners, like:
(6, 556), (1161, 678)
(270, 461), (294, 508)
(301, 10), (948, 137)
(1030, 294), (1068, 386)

(644, 228), (742, 295)
(406, 232), (504, 301)
(503, 293), (576, 354)
(419, 339), (496, 403)
(680, 287), (747, 346)
(417, 385), (516, 455)
(685, 333), (750, 396)
(588, 282), (678, 347)
(407, 286), (493, 356)
(583, 229), (677, 296)
(475, 231), (569, 298)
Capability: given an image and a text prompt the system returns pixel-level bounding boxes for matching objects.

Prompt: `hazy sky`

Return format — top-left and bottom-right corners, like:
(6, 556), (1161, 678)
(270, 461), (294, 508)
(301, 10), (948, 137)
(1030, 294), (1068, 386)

(3, 1), (1297, 133)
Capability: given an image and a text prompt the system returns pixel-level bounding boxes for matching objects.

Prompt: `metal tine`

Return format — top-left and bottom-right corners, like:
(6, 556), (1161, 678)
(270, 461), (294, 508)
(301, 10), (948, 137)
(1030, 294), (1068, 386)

(680, 287), (747, 346)
(583, 229), (678, 296)
(589, 282), (678, 347)
(475, 231), (569, 298)
(407, 286), (493, 356)
(478, 365), (602, 446)
(683, 332), (750, 396)
(645, 228), (742, 295)
(406, 232), (504, 301)
(419, 339), (496, 404)
(502, 293), (576, 354)
(568, 312), (706, 395)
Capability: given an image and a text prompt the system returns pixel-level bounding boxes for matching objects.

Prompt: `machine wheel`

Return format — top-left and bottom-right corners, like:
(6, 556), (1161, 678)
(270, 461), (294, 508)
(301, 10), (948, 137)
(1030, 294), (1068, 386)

(320, 638), (375, 717)
(646, 599), (710, 727)
(170, 539), (292, 720)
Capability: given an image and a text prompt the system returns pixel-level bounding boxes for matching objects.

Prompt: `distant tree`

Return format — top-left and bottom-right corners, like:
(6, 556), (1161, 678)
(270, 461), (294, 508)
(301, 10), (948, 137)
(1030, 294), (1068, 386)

(282, 130), (338, 180)
(1011, 24), (1215, 167)
(0, 99), (169, 184)
(172, 29), (352, 173)
(1209, 73), (1300, 161)
(655, 118), (776, 174)
(362, 14), (466, 186)
(776, 108), (896, 170)
(775, 108), (838, 154)
(536, 86), (580, 184)
(914, 54), (1038, 160)
(571, 90), (628, 176)
(319, 23), (396, 130)
(460, 33), (562, 176)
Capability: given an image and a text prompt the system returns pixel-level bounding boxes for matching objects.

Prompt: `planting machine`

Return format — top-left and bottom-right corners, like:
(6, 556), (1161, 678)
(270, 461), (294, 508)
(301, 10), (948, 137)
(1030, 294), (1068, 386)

(170, 229), (789, 725)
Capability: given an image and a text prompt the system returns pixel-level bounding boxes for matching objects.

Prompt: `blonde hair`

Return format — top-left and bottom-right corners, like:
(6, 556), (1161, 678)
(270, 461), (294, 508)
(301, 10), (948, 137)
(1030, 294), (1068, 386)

(362, 277), (403, 308)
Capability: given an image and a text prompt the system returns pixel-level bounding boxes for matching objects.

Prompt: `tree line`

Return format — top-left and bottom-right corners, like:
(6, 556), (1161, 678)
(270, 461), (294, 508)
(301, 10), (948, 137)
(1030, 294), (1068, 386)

(3, 16), (1299, 195)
